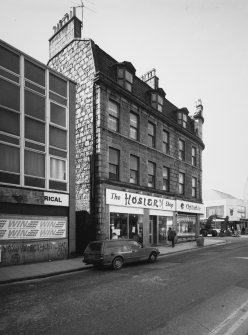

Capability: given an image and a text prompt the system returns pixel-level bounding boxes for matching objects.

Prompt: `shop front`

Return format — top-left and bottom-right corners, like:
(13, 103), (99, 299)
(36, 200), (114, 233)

(0, 187), (73, 266)
(176, 200), (204, 242)
(106, 189), (175, 246)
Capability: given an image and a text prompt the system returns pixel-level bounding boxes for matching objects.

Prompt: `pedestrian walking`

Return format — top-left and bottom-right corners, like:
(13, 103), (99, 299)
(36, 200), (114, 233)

(167, 227), (177, 247)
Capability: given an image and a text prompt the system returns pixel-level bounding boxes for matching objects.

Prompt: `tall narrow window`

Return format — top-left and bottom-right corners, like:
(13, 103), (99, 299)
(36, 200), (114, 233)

(109, 147), (120, 181)
(163, 130), (170, 154)
(179, 172), (185, 195)
(192, 146), (197, 166)
(108, 100), (119, 132)
(130, 155), (139, 184)
(148, 161), (156, 188)
(148, 122), (155, 148)
(163, 167), (170, 191)
(179, 139), (185, 161)
(129, 112), (138, 140)
(192, 177), (197, 198)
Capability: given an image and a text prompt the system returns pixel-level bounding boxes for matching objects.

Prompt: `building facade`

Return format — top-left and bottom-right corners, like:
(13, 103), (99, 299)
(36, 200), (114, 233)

(0, 40), (76, 266)
(48, 9), (205, 248)
(203, 189), (247, 232)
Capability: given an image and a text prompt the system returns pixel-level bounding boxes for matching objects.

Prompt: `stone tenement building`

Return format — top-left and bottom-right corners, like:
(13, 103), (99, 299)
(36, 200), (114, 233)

(48, 9), (205, 247)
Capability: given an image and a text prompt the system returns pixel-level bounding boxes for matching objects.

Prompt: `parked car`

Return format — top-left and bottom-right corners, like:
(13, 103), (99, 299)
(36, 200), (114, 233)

(82, 239), (160, 270)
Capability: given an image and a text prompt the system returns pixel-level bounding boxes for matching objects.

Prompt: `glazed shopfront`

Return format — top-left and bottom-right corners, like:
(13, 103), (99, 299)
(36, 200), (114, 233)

(106, 189), (204, 245)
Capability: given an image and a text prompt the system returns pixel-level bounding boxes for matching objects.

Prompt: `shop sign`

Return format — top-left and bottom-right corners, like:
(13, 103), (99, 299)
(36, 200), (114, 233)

(106, 189), (175, 211)
(0, 219), (67, 240)
(176, 200), (204, 214)
(44, 192), (69, 207)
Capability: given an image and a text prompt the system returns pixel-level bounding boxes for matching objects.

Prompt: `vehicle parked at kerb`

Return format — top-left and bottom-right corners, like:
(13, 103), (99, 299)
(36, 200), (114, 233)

(83, 239), (160, 270)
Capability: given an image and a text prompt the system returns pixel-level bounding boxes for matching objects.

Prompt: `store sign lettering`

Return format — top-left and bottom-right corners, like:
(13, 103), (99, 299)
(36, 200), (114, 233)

(44, 192), (69, 207)
(106, 189), (175, 211)
(176, 200), (204, 214)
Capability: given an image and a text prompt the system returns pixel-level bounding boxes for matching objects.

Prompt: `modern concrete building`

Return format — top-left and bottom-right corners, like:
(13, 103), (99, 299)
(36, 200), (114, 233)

(0, 40), (76, 266)
(203, 189), (247, 231)
(48, 8), (205, 249)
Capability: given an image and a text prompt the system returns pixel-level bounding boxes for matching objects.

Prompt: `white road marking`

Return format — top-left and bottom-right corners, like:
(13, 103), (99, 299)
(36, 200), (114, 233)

(208, 300), (248, 335)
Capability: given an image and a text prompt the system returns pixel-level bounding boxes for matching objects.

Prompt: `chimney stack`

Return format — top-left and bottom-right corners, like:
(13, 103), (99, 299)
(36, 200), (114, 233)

(49, 7), (82, 60)
(141, 68), (159, 90)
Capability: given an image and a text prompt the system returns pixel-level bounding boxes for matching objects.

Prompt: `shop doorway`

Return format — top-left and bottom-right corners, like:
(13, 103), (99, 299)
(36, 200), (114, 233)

(149, 215), (173, 245)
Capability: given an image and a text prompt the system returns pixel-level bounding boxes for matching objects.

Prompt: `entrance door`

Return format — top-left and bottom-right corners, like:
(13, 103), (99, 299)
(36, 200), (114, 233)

(149, 216), (157, 245)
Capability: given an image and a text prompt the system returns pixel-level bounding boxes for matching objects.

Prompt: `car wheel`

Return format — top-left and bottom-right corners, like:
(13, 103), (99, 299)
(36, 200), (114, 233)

(112, 256), (124, 270)
(148, 252), (157, 263)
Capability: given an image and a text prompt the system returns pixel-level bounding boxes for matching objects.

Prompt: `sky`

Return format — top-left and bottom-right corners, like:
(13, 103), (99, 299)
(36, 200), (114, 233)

(1, 0), (248, 199)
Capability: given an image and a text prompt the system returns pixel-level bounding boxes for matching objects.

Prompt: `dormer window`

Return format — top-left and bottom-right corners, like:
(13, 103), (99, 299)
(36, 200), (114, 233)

(177, 111), (187, 128)
(151, 92), (163, 112)
(117, 68), (133, 92)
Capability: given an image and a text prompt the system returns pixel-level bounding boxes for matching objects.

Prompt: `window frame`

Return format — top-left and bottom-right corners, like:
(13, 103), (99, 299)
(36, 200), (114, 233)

(129, 112), (139, 140)
(179, 172), (185, 195)
(108, 100), (119, 132)
(162, 166), (170, 192)
(148, 121), (156, 148)
(192, 177), (197, 198)
(179, 139), (185, 161)
(178, 112), (187, 128)
(148, 161), (156, 188)
(162, 130), (170, 154)
(192, 146), (197, 166)
(109, 147), (120, 181)
(130, 154), (139, 184)
(117, 67), (133, 92)
(151, 92), (163, 112)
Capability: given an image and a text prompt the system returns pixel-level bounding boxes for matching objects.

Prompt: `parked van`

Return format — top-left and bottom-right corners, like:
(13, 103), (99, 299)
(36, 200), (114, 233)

(83, 239), (160, 270)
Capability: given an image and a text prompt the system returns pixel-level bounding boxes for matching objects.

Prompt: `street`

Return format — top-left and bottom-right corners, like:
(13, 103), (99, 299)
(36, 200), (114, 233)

(1, 238), (248, 335)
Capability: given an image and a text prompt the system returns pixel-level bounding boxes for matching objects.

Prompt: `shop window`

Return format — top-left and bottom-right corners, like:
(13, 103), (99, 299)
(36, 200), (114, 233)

(163, 130), (169, 154)
(179, 139), (185, 161)
(130, 155), (139, 184)
(50, 102), (66, 127)
(117, 68), (133, 92)
(177, 215), (196, 235)
(178, 111), (187, 128)
(25, 90), (45, 120)
(192, 177), (197, 198)
(192, 146), (197, 166)
(109, 147), (120, 181)
(108, 100), (119, 132)
(50, 157), (66, 180)
(163, 167), (170, 191)
(129, 112), (138, 140)
(148, 121), (155, 148)
(148, 161), (156, 188)
(151, 92), (163, 112)
(0, 45), (20, 74)
(110, 213), (143, 241)
(179, 172), (185, 195)
(0, 78), (20, 111)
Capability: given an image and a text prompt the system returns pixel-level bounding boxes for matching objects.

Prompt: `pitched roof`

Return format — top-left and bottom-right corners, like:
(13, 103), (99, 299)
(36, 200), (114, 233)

(203, 189), (238, 201)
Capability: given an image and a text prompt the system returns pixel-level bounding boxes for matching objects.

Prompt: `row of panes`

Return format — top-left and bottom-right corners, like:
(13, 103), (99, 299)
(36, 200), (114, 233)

(0, 44), (69, 191)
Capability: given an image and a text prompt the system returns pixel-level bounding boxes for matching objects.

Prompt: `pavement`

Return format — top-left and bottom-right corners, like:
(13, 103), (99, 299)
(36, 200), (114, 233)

(0, 237), (235, 285)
